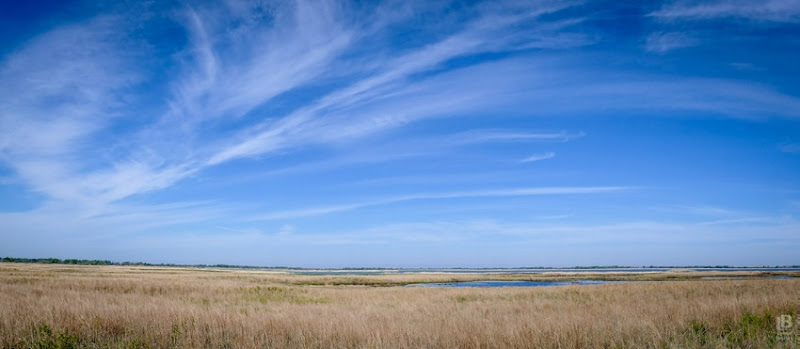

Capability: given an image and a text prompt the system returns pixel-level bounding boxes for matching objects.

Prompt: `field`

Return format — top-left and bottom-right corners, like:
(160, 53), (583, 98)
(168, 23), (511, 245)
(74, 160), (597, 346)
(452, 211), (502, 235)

(1, 264), (798, 348)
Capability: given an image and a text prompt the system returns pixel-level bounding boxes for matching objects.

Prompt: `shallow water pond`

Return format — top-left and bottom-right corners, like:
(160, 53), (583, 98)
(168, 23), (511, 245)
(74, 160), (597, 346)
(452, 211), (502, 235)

(408, 280), (624, 288)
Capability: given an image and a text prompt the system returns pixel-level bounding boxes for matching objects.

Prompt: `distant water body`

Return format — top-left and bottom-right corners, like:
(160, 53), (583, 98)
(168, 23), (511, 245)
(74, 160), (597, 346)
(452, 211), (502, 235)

(408, 280), (623, 288)
(409, 276), (798, 288)
(291, 267), (800, 276)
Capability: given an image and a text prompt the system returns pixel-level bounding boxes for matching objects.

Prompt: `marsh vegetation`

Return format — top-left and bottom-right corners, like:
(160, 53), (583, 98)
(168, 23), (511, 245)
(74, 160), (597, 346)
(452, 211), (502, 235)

(1, 263), (797, 348)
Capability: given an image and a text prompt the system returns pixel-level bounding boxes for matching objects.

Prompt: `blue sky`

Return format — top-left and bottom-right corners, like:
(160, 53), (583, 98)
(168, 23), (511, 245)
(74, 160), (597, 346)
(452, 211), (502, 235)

(1, 0), (799, 267)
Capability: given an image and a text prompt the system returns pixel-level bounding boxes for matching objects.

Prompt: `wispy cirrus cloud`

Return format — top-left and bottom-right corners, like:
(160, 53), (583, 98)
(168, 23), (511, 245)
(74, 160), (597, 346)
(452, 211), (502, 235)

(202, 1), (586, 166)
(354, 217), (800, 245)
(4, 0), (800, 215)
(1, 1), (587, 212)
(446, 130), (585, 145)
(645, 32), (698, 53)
(252, 186), (629, 220)
(0, 16), (172, 211)
(650, 0), (800, 22)
(654, 205), (738, 217)
(551, 76), (800, 119)
(520, 152), (556, 163)
(2, 0), (799, 268)
(211, 128), (583, 183)
(173, 1), (355, 122)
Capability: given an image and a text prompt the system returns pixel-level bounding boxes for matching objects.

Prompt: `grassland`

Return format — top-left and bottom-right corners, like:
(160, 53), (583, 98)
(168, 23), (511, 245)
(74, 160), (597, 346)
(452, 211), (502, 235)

(1, 263), (798, 348)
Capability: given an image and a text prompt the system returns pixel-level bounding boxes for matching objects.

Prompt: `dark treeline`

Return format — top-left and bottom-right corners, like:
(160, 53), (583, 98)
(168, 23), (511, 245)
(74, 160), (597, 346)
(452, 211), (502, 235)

(1, 257), (798, 269)
(1, 257), (113, 265)
(0, 257), (286, 269)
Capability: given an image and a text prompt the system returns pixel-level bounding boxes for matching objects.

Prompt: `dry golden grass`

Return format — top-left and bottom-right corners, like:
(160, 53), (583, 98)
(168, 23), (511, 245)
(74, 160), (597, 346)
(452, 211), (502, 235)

(1, 263), (798, 348)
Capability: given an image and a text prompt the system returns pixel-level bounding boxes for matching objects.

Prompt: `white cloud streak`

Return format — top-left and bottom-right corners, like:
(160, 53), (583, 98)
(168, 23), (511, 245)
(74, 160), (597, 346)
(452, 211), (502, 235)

(447, 130), (585, 145)
(520, 152), (556, 163)
(651, 0), (800, 22)
(252, 186), (629, 220)
(542, 76), (800, 119)
(645, 32), (698, 53)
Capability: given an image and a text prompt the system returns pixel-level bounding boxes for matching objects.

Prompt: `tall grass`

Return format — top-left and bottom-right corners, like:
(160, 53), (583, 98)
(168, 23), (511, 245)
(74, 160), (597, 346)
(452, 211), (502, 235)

(1, 263), (797, 348)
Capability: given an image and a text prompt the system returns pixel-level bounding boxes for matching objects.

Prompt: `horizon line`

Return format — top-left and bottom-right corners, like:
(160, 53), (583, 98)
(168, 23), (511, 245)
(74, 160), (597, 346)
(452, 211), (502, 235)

(2, 256), (798, 270)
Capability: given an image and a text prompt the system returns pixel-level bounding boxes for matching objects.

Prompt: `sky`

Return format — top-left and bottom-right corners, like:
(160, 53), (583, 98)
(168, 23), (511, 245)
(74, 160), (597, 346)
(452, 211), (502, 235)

(1, 0), (799, 267)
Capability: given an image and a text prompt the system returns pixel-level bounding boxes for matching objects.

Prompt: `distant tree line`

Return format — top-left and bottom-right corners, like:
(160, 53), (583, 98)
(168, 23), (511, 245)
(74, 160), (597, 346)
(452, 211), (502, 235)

(0, 257), (288, 269)
(1, 257), (113, 265)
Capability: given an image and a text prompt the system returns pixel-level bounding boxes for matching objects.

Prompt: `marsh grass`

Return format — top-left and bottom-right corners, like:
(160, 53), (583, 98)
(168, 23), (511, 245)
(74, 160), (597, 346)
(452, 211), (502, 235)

(1, 263), (798, 348)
